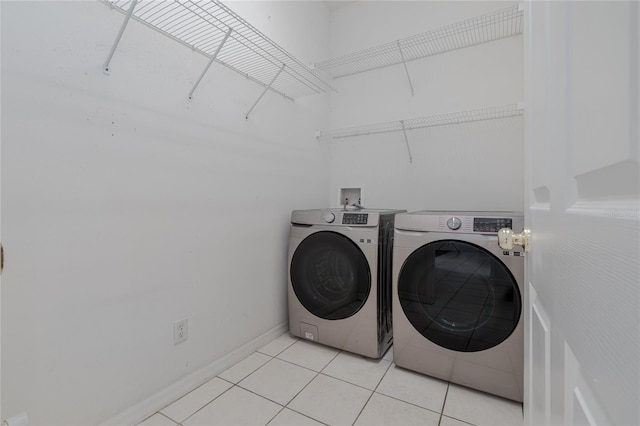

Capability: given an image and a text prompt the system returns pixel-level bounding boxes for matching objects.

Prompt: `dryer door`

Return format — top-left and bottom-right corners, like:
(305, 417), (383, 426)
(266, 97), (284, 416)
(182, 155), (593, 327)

(291, 231), (371, 320)
(398, 240), (521, 352)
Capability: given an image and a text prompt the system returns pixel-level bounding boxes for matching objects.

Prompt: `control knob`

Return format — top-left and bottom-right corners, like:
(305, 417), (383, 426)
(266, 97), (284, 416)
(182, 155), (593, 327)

(447, 217), (462, 230)
(324, 213), (335, 223)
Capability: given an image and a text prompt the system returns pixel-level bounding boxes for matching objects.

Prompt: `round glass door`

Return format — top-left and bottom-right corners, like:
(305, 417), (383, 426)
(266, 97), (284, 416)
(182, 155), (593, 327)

(291, 231), (371, 320)
(398, 240), (521, 352)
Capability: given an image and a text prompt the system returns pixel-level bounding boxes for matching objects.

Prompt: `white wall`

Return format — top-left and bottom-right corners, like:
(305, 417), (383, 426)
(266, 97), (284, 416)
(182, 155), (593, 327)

(2, 1), (526, 423)
(327, 1), (524, 212)
(0, 1), (330, 424)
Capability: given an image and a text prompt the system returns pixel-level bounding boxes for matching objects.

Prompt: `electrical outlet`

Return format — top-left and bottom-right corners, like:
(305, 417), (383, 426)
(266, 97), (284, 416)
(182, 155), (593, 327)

(174, 319), (188, 345)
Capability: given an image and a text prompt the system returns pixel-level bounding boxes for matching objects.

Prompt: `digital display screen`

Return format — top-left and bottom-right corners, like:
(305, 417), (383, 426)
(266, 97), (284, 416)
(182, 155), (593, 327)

(342, 213), (368, 225)
(473, 217), (512, 233)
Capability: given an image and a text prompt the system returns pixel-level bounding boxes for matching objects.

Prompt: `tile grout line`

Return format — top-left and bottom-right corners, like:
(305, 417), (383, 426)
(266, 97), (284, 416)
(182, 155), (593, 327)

(268, 339), (394, 393)
(279, 371), (324, 424)
(274, 345), (447, 422)
(351, 390), (375, 426)
(219, 351), (274, 384)
(273, 353), (334, 375)
(259, 397), (285, 426)
(158, 340), (506, 426)
(437, 383), (450, 426)
(282, 405), (331, 426)
(175, 368), (273, 426)
(438, 384), (482, 426)
(158, 346), (426, 426)
(138, 411), (179, 426)
(267, 345), (401, 425)
(349, 352), (394, 424)
(176, 382), (239, 425)
(373, 360), (448, 417)
(160, 411), (180, 426)
(312, 348), (395, 393)
(172, 339), (332, 425)
(216, 352), (290, 424)
(250, 336), (301, 426)
(274, 347), (342, 425)
(256, 336), (300, 358)
(371, 357), (395, 393)
(349, 349), (393, 425)
(153, 375), (229, 424)
(317, 367), (391, 394)
(143, 340), (507, 426)
(373, 390), (444, 418)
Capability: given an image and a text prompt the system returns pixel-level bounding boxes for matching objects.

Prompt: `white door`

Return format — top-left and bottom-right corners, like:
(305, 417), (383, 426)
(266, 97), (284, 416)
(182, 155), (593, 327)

(524, 1), (639, 425)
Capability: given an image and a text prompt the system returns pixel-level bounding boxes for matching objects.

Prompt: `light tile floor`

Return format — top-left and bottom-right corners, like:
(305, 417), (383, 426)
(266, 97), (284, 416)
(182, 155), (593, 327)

(138, 333), (523, 426)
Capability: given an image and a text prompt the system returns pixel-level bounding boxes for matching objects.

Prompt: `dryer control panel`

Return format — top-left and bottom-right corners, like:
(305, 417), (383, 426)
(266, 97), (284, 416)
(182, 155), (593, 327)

(473, 217), (512, 233)
(395, 211), (523, 234)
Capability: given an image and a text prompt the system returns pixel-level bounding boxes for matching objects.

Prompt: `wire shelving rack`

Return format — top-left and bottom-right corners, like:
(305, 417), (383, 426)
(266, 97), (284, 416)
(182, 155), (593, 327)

(318, 104), (524, 162)
(314, 5), (524, 79)
(102, 0), (336, 107)
(320, 104), (524, 139)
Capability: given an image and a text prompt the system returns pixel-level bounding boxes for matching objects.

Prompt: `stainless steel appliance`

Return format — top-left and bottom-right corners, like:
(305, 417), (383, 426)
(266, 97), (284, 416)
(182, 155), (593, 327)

(392, 211), (524, 401)
(288, 208), (405, 359)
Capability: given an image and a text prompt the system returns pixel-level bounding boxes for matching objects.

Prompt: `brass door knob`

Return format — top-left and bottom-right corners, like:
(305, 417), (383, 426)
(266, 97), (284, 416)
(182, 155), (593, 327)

(498, 228), (531, 253)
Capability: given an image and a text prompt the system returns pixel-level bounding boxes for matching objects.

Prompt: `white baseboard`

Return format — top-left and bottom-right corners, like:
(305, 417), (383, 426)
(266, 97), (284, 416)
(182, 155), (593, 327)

(102, 322), (288, 426)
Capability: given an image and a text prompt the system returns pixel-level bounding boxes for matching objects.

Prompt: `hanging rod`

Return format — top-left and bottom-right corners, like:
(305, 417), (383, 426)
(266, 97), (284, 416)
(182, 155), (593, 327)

(102, 0), (336, 100)
(318, 103), (524, 140)
(314, 5), (524, 78)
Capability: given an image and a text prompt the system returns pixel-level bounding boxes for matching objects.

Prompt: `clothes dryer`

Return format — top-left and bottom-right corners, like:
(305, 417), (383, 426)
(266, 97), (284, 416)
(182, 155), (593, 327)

(393, 211), (524, 401)
(288, 208), (405, 359)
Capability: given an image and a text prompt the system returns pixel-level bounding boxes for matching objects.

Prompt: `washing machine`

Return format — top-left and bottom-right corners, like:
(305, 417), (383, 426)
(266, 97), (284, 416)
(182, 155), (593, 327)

(288, 208), (405, 359)
(392, 211), (524, 401)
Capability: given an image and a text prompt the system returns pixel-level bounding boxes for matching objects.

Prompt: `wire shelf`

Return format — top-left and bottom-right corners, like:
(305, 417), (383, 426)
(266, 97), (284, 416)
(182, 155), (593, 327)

(103, 0), (336, 100)
(314, 5), (524, 78)
(319, 104), (524, 139)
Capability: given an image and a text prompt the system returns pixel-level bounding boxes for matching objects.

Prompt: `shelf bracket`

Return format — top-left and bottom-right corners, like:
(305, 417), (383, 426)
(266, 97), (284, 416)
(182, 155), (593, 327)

(188, 27), (233, 101)
(397, 41), (415, 96)
(400, 120), (413, 163)
(245, 64), (285, 120)
(103, 0), (138, 74)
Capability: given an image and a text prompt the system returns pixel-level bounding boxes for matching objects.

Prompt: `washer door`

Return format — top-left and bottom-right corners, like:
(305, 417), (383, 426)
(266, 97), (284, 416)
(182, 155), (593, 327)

(291, 231), (371, 320)
(398, 240), (521, 352)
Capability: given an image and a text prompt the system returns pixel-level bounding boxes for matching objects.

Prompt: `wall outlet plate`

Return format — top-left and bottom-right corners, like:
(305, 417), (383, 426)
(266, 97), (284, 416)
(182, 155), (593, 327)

(174, 319), (188, 345)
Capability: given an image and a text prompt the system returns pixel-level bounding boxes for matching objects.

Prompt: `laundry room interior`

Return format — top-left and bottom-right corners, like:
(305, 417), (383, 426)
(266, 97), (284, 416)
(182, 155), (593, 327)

(2, 1), (638, 426)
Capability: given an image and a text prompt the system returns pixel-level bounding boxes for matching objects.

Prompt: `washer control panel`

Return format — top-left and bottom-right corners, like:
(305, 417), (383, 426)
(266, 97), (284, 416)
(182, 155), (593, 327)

(473, 217), (512, 233)
(342, 213), (368, 225)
